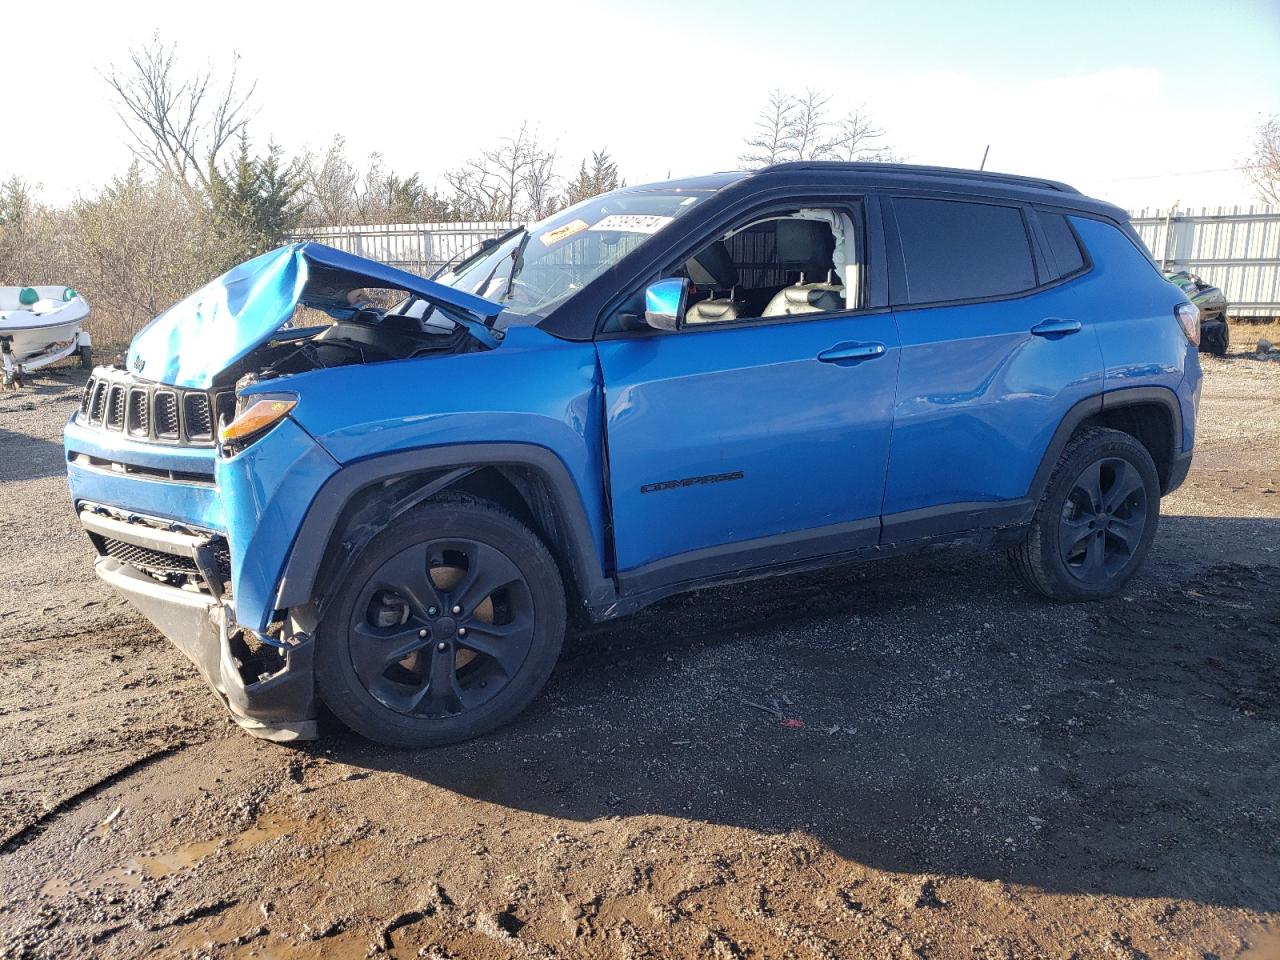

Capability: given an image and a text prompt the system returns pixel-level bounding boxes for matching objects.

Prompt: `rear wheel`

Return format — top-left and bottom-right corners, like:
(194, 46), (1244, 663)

(1009, 427), (1160, 601)
(315, 496), (566, 747)
(79, 345), (93, 369)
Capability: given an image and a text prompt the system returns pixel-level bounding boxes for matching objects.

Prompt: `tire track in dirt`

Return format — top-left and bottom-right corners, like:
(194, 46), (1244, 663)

(0, 741), (198, 852)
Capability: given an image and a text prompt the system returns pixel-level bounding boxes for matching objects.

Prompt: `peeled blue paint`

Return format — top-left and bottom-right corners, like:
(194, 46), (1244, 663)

(127, 242), (502, 389)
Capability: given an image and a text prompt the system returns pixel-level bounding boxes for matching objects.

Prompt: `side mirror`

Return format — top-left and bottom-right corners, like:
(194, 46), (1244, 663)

(643, 278), (688, 332)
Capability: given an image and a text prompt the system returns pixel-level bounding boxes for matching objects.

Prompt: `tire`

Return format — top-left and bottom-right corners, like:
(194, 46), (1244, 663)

(79, 345), (93, 369)
(315, 495), (566, 747)
(1206, 317), (1229, 357)
(1008, 427), (1160, 601)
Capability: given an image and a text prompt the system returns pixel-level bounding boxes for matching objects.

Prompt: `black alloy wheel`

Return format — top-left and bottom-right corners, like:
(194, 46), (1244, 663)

(1056, 456), (1148, 584)
(349, 537), (535, 718)
(1009, 427), (1160, 601)
(316, 496), (566, 747)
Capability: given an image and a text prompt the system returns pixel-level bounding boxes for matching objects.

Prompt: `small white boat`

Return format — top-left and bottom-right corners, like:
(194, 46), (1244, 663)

(0, 285), (92, 387)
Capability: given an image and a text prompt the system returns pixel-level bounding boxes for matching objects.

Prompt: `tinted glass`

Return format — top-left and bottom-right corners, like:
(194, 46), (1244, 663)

(894, 198), (1036, 304)
(1039, 212), (1086, 277)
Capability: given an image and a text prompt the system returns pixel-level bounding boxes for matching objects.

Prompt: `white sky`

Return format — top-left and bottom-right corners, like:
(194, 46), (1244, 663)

(5, 0), (1278, 213)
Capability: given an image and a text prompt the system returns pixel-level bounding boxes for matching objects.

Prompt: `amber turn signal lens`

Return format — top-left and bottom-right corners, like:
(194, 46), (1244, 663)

(219, 396), (297, 444)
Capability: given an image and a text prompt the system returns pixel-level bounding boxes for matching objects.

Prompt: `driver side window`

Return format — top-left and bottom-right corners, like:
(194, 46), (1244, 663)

(674, 206), (863, 326)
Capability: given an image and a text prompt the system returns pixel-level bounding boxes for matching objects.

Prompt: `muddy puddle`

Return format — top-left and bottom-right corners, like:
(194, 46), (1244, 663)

(39, 810), (310, 901)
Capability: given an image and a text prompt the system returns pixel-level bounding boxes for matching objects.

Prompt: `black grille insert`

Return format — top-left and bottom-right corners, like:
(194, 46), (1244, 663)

(183, 393), (213, 440)
(89, 380), (108, 424)
(102, 537), (200, 576)
(154, 392), (180, 438)
(126, 388), (150, 437)
(106, 385), (126, 430)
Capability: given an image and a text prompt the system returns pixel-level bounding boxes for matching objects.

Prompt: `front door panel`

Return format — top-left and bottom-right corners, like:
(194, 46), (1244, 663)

(598, 313), (900, 576)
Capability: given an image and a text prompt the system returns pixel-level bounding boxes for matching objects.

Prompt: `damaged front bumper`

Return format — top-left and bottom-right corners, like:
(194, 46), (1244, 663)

(81, 509), (317, 742)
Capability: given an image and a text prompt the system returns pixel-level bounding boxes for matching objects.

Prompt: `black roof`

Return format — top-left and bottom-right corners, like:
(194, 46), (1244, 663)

(761, 161), (1080, 194)
(627, 161), (1124, 220)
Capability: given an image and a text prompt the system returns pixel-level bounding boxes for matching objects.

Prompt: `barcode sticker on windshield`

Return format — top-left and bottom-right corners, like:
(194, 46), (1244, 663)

(540, 219), (590, 245)
(589, 214), (674, 234)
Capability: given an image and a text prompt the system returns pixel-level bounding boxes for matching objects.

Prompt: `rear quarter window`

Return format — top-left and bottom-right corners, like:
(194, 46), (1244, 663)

(1038, 212), (1086, 278)
(893, 197), (1037, 304)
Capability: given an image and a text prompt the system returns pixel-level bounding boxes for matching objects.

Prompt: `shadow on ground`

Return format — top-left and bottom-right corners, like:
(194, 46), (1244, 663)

(329, 515), (1280, 913)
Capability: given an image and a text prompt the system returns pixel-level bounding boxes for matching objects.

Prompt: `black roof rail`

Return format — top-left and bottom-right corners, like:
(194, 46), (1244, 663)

(756, 161), (1081, 195)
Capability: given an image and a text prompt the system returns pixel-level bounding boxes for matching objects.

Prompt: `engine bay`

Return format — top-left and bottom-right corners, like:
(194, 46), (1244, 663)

(218, 301), (483, 386)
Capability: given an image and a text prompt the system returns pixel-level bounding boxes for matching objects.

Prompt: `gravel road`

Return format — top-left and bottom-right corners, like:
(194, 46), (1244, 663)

(1, 353), (1277, 959)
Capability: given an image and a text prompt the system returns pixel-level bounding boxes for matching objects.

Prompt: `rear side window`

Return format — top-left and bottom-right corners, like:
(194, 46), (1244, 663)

(1038, 212), (1086, 278)
(893, 197), (1037, 304)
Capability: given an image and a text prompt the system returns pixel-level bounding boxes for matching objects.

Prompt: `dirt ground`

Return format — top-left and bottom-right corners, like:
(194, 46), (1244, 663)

(1, 342), (1277, 960)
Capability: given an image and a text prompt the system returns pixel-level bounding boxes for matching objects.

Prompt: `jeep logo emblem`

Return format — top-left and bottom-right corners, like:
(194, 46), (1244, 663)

(132, 355), (145, 372)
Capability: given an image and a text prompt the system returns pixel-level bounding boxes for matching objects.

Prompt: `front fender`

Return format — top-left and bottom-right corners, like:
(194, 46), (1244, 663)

(273, 443), (616, 617)
(216, 417), (340, 632)
(268, 326), (612, 616)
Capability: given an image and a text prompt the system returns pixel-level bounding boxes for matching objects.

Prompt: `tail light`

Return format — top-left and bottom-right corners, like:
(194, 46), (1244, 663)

(1176, 302), (1200, 347)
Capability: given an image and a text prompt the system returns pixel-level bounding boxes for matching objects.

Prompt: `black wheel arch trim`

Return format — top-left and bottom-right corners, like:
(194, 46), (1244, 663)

(1027, 385), (1185, 503)
(274, 443), (616, 617)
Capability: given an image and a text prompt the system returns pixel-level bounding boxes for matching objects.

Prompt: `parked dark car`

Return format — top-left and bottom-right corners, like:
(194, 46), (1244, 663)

(1167, 270), (1229, 356)
(64, 162), (1203, 747)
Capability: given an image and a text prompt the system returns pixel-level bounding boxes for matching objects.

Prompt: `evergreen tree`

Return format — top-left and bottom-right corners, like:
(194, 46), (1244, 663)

(564, 150), (623, 206)
(209, 134), (305, 261)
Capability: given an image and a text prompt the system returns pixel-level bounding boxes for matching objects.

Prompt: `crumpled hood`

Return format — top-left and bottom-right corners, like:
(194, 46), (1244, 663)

(127, 242), (502, 389)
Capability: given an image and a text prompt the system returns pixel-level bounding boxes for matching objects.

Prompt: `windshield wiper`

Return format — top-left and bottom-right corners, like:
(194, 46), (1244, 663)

(503, 229), (533, 302)
(429, 225), (525, 281)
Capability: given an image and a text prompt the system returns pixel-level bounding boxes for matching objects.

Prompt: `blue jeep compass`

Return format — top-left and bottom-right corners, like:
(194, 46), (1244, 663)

(64, 162), (1203, 746)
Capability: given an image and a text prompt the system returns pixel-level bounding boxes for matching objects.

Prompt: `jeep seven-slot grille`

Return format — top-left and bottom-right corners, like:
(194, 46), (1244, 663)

(77, 370), (232, 447)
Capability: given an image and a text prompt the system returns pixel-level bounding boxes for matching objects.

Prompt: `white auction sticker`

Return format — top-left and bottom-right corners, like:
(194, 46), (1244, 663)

(589, 214), (674, 234)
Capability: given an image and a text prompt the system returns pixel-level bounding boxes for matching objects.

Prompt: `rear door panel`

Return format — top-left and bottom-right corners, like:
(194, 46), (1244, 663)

(884, 281), (1099, 517)
(880, 195), (1105, 528)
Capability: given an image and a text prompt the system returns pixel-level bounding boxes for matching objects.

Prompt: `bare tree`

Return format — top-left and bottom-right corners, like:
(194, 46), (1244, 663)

(740, 90), (798, 168)
(298, 136), (456, 226)
(741, 89), (897, 167)
(299, 135), (360, 224)
(444, 124), (558, 222)
(1245, 115), (1280, 206)
(104, 34), (256, 202)
(522, 141), (562, 220)
(787, 88), (835, 161)
(830, 108), (895, 162)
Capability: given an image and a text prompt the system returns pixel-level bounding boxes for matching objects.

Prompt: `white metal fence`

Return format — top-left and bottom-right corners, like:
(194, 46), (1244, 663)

(294, 206), (1280, 319)
(1129, 206), (1280, 318)
(291, 221), (518, 277)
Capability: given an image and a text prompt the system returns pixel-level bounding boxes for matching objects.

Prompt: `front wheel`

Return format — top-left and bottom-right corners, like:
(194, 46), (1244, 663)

(1009, 427), (1160, 601)
(315, 496), (566, 747)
